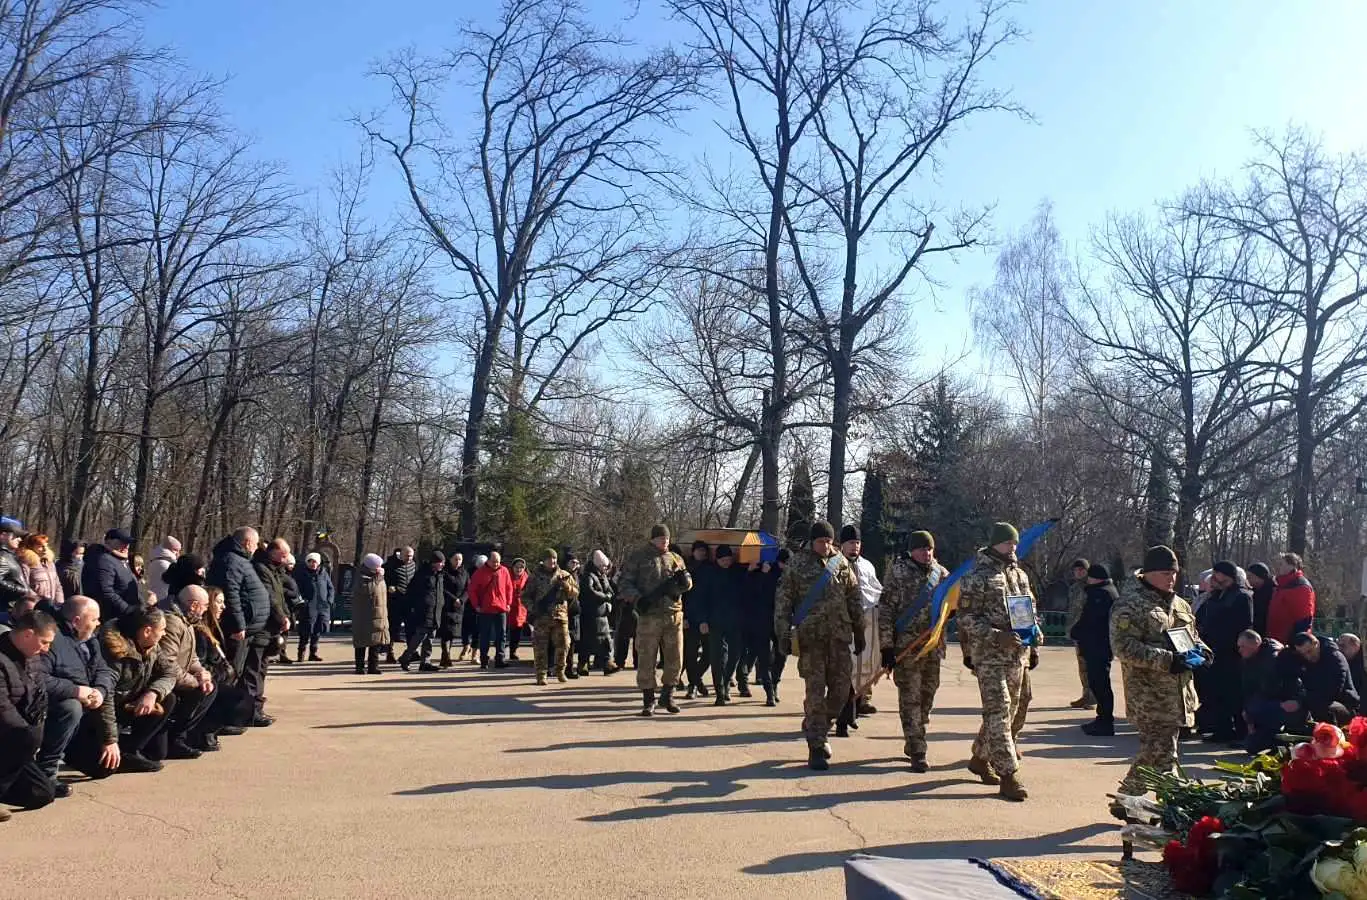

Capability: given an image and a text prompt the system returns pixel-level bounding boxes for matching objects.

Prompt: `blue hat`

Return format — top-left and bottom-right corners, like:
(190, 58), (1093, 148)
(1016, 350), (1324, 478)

(0, 516), (26, 535)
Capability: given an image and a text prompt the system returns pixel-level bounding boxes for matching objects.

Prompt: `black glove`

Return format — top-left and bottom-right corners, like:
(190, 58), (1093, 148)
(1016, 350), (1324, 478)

(853, 632), (866, 656)
(1028, 647), (1040, 670)
(963, 655), (974, 671)
(880, 648), (896, 671)
(1169, 654), (1192, 674)
(671, 569), (690, 587)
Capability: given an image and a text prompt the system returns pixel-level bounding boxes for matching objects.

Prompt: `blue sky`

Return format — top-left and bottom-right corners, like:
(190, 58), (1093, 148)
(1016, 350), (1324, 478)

(141, 1), (1367, 370)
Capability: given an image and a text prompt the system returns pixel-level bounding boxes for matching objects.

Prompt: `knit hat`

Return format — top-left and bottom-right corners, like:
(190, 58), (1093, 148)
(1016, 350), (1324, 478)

(1071, 558), (1090, 571)
(809, 521), (836, 542)
(715, 544), (733, 559)
(1247, 562), (1271, 581)
(591, 549), (610, 570)
(839, 524), (860, 544)
(1212, 560), (1239, 581)
(305, 552), (322, 565)
(542, 548), (558, 562)
(650, 524), (670, 541)
(473, 555), (488, 568)
(1142, 545), (1180, 573)
(908, 531), (934, 551)
(691, 539), (710, 553)
(1087, 563), (1110, 581)
(431, 550), (446, 563)
(362, 553), (384, 572)
(988, 522), (1019, 546)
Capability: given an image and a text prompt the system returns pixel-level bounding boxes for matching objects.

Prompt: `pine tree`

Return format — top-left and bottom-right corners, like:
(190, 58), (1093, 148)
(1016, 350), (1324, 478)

(478, 410), (570, 559)
(785, 457), (816, 547)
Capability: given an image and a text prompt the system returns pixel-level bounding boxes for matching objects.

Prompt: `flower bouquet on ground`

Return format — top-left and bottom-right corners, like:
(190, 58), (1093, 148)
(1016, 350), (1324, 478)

(1127, 720), (1367, 898)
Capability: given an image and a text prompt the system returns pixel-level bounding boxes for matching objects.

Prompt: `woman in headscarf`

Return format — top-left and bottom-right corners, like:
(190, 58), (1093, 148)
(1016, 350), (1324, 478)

(352, 553), (390, 675)
(578, 550), (617, 675)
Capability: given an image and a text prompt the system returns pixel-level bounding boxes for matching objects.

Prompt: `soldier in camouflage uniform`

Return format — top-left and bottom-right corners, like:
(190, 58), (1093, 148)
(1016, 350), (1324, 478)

(618, 524), (692, 717)
(775, 521), (863, 771)
(525, 549), (580, 685)
(957, 522), (1035, 802)
(1112, 545), (1210, 797)
(878, 531), (949, 773)
(1066, 558), (1095, 709)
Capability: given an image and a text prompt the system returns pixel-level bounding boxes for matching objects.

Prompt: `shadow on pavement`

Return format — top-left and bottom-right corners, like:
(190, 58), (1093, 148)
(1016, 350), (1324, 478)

(504, 730), (796, 753)
(744, 823), (1116, 874)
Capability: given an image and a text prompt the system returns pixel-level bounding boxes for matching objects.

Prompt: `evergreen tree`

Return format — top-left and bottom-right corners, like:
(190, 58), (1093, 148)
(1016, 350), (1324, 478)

(859, 466), (889, 573)
(478, 410), (570, 559)
(785, 457), (816, 547)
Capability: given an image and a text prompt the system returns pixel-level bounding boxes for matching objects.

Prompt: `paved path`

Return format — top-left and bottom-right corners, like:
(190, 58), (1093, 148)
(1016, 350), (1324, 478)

(6, 643), (1220, 898)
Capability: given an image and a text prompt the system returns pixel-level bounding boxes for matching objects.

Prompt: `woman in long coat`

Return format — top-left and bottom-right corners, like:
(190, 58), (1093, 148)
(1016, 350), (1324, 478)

(352, 553), (390, 675)
(578, 550), (616, 675)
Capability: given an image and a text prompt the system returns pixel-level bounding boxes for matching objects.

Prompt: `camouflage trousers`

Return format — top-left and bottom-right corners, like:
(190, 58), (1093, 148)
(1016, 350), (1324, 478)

(797, 634), (853, 748)
(1119, 719), (1179, 795)
(1074, 647), (1095, 704)
(970, 661), (1026, 777)
(892, 653), (942, 757)
(635, 610), (683, 691)
(532, 615), (569, 678)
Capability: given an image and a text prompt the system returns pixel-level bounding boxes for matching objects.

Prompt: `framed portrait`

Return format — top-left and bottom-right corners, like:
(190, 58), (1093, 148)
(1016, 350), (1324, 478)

(1166, 627), (1196, 655)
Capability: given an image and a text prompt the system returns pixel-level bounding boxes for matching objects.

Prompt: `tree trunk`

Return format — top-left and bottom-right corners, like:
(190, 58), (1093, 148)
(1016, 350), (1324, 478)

(459, 339), (499, 540)
(64, 298), (103, 542)
(130, 387), (157, 548)
(1289, 391), (1315, 555)
(826, 348), (853, 524)
(726, 443), (761, 527)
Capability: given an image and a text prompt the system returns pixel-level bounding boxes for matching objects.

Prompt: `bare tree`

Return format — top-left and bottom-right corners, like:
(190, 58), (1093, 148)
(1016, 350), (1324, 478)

(1186, 131), (1367, 554)
(362, 0), (695, 539)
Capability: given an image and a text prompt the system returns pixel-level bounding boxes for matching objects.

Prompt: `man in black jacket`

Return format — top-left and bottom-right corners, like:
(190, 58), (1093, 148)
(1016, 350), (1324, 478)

(0, 517), (37, 617)
(81, 528), (141, 623)
(682, 541), (713, 699)
(207, 527), (274, 727)
(0, 610), (58, 820)
(1245, 562), (1274, 640)
(703, 545), (746, 705)
(1071, 564), (1119, 736)
(383, 547), (416, 663)
(1278, 631), (1359, 731)
(35, 596), (116, 798)
(1197, 562), (1254, 742)
(400, 551), (445, 672)
(1339, 634), (1366, 698)
(1238, 630), (1283, 754)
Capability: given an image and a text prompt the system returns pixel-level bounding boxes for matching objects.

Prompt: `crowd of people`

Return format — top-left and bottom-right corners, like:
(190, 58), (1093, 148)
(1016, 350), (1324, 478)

(0, 516), (332, 823)
(4, 505), (1357, 823)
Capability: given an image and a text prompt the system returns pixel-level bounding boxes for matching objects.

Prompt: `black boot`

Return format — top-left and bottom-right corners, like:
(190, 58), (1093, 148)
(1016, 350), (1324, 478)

(366, 648), (382, 674)
(639, 690), (656, 717)
(1082, 718), (1115, 737)
(764, 686), (776, 707)
(808, 746), (830, 771)
(296, 647), (305, 662)
(772, 684), (780, 704)
(736, 679), (752, 698)
(659, 688), (680, 714)
(354, 648), (366, 675)
(440, 652), (453, 668)
(685, 684), (697, 699)
(697, 683), (710, 697)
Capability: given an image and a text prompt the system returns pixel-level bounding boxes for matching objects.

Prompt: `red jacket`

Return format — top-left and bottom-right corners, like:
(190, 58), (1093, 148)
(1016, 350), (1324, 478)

(1267, 570), (1315, 643)
(508, 569), (529, 629)
(469, 564), (513, 614)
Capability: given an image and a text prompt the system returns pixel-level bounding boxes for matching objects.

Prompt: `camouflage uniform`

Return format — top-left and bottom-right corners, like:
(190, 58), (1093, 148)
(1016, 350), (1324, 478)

(1111, 578), (1206, 794)
(618, 543), (691, 691)
(526, 566), (580, 679)
(775, 547), (863, 750)
(1066, 579), (1094, 705)
(878, 555), (948, 759)
(957, 549), (1033, 777)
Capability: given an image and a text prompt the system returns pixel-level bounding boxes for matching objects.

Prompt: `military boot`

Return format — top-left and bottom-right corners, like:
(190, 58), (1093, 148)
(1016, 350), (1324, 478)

(909, 755), (929, 774)
(999, 772), (1029, 802)
(967, 756), (1001, 785)
(535, 673), (547, 686)
(736, 679), (752, 698)
(807, 746), (830, 771)
(659, 688), (681, 714)
(639, 690), (656, 717)
(764, 686), (776, 707)
(685, 684), (698, 699)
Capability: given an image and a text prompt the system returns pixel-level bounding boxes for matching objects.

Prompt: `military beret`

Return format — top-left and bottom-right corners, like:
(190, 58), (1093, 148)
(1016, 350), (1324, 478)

(809, 521), (836, 542)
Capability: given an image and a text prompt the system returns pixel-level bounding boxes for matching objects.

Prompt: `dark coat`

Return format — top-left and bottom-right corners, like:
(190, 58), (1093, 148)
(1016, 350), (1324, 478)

(1197, 585), (1254, 661)
(699, 563), (745, 632)
(38, 620), (118, 743)
(1277, 634), (1360, 716)
(0, 630), (45, 735)
(161, 553), (206, 605)
(207, 535), (270, 635)
(1070, 581), (1118, 661)
(1240, 640), (1281, 705)
(1251, 579), (1273, 638)
(295, 564), (335, 621)
(100, 622), (178, 709)
(440, 565), (469, 639)
(384, 557), (416, 597)
(580, 566), (614, 640)
(1350, 650), (1367, 700)
(57, 556), (83, 601)
(81, 543), (140, 622)
(406, 566), (445, 631)
(250, 549), (290, 632)
(0, 546), (30, 611)
(683, 560), (714, 629)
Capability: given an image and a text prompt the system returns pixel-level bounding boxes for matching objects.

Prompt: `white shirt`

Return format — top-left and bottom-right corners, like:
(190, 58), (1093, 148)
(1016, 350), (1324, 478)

(849, 555), (882, 611)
